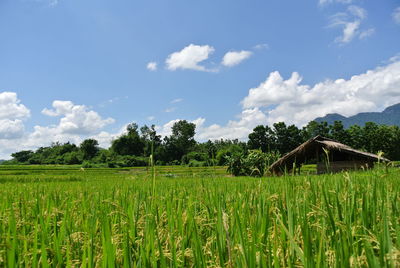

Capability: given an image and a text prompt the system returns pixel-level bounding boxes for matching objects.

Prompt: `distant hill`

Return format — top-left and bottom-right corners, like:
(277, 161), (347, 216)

(315, 103), (400, 128)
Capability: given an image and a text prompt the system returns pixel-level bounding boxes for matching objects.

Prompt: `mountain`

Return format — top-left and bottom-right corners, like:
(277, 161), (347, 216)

(314, 103), (400, 128)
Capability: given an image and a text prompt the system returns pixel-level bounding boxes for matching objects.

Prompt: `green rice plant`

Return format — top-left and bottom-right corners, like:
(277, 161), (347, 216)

(0, 165), (399, 266)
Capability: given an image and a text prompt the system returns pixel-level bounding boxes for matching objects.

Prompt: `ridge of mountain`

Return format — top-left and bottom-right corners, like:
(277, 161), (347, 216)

(314, 103), (400, 128)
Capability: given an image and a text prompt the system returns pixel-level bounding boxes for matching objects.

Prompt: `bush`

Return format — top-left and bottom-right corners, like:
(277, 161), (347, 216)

(181, 152), (209, 165)
(226, 150), (280, 177)
(82, 161), (93, 168)
(188, 159), (207, 167)
(216, 145), (244, 166)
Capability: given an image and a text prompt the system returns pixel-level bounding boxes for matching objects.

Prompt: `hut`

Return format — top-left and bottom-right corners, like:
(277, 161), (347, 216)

(269, 136), (389, 175)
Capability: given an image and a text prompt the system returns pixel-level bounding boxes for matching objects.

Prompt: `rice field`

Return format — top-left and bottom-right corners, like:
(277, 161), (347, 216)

(0, 165), (399, 267)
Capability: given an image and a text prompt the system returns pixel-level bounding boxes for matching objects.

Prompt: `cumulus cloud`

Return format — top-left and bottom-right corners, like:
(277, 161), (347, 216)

(393, 7), (400, 24)
(242, 59), (400, 126)
(156, 118), (206, 138)
(0, 119), (25, 139)
(41, 100), (115, 135)
(196, 108), (267, 141)
(222, 50), (253, 67)
(0, 97), (119, 159)
(0, 92), (30, 120)
(329, 5), (374, 44)
(168, 57), (400, 142)
(0, 92), (30, 141)
(165, 44), (215, 71)
(147, 61), (157, 71)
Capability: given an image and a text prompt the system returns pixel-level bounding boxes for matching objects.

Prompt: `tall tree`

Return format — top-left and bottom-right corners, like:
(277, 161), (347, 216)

(140, 124), (161, 157)
(111, 123), (145, 156)
(80, 139), (99, 160)
(273, 122), (302, 154)
(163, 120), (196, 163)
(330, 121), (350, 144)
(248, 125), (275, 152)
(302, 121), (330, 140)
(11, 150), (33, 163)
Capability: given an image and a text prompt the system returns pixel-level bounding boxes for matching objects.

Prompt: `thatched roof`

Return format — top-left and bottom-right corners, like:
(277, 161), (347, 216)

(269, 135), (389, 174)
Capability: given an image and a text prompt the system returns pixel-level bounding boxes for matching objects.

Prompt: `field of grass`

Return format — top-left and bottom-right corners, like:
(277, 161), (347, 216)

(0, 165), (399, 267)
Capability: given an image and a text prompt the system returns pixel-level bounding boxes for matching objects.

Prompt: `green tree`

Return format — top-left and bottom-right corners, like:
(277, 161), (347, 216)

(330, 121), (350, 144)
(302, 121), (330, 140)
(80, 139), (99, 160)
(273, 122), (302, 154)
(347, 125), (364, 149)
(248, 125), (275, 152)
(140, 124), (161, 157)
(11, 150), (33, 163)
(161, 120), (196, 163)
(111, 123), (145, 156)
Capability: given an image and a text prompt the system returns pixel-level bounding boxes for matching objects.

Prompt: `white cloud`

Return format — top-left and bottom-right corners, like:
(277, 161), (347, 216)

(241, 59), (400, 126)
(42, 100), (115, 135)
(0, 92), (30, 120)
(347, 5), (366, 19)
(0, 119), (25, 139)
(196, 108), (267, 141)
(164, 107), (176, 113)
(319, 0), (353, 6)
(147, 115), (155, 121)
(89, 128), (126, 149)
(0, 92), (30, 142)
(359, 28), (375, 39)
(329, 5), (372, 44)
(0, 97), (118, 159)
(393, 7), (400, 24)
(147, 61), (158, 71)
(253, 44), (269, 50)
(165, 44), (215, 71)
(178, 57), (400, 142)
(222, 50), (253, 67)
(156, 118), (206, 138)
(170, 98), (183, 104)
(340, 20), (361, 43)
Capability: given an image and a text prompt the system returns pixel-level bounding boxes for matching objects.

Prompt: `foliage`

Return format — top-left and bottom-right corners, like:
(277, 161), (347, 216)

(80, 139), (99, 160)
(111, 123), (144, 156)
(227, 149), (280, 177)
(5, 119), (400, 167)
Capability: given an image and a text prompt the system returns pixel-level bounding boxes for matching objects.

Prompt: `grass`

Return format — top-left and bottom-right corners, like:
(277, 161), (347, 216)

(0, 165), (399, 266)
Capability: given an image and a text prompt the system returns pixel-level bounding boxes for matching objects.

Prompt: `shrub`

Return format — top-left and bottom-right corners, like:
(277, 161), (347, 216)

(216, 145), (244, 166)
(181, 152), (209, 165)
(226, 150), (280, 177)
(82, 161), (93, 168)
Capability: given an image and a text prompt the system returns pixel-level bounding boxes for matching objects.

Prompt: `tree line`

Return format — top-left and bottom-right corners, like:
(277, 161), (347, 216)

(5, 119), (400, 167)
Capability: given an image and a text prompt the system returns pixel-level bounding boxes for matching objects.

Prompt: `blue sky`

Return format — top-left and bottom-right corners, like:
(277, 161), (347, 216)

(0, 0), (400, 158)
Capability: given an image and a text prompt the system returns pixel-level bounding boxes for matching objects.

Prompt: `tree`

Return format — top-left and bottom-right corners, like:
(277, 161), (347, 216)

(80, 139), (99, 160)
(140, 124), (161, 157)
(330, 121), (350, 144)
(248, 125), (275, 152)
(111, 123), (145, 156)
(347, 125), (364, 149)
(273, 122), (302, 154)
(11, 150), (33, 163)
(302, 121), (330, 140)
(162, 120), (196, 163)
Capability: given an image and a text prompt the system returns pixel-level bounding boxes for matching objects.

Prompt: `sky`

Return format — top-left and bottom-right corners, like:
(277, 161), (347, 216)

(0, 0), (400, 159)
